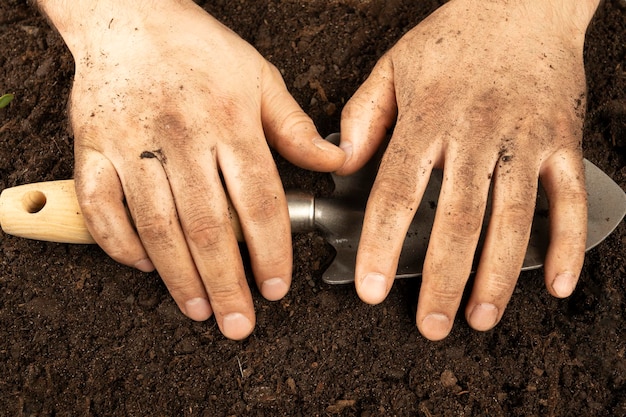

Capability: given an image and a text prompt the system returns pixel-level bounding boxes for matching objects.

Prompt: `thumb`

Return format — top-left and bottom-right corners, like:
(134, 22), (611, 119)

(261, 62), (345, 172)
(337, 54), (397, 175)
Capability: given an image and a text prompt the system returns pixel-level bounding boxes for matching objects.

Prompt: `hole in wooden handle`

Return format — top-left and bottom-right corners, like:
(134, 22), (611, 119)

(22, 190), (47, 214)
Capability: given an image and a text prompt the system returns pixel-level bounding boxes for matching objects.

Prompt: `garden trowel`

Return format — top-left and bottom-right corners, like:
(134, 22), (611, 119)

(0, 133), (625, 284)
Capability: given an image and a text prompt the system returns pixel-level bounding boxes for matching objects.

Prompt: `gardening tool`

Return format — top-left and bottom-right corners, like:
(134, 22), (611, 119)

(1, 133), (625, 284)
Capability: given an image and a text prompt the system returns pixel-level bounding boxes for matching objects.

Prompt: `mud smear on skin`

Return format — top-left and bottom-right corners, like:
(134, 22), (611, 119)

(140, 149), (167, 164)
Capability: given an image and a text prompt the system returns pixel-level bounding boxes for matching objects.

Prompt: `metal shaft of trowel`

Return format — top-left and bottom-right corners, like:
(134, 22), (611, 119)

(285, 191), (316, 234)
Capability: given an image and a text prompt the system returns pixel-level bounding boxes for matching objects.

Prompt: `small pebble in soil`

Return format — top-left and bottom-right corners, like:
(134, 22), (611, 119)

(286, 377), (297, 394)
(440, 369), (458, 388)
(326, 399), (356, 414)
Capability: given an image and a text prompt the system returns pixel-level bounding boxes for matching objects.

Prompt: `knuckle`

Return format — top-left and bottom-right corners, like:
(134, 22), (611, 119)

(560, 187), (588, 204)
(207, 280), (247, 304)
(263, 60), (281, 77)
(184, 214), (226, 251)
(164, 276), (202, 299)
(425, 284), (464, 310)
(499, 199), (535, 224)
(372, 167), (420, 208)
(374, 174), (415, 202)
(134, 215), (176, 248)
(265, 103), (314, 143)
(210, 280), (244, 297)
(342, 95), (374, 121)
(244, 194), (282, 226)
(76, 183), (113, 218)
(237, 182), (283, 225)
(480, 272), (517, 300)
(105, 243), (136, 265)
(440, 200), (485, 238)
(77, 194), (101, 218)
(79, 199), (124, 243)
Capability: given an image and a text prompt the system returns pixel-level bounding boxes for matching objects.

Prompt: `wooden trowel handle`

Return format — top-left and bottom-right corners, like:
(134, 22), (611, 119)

(0, 180), (244, 244)
(0, 180), (94, 244)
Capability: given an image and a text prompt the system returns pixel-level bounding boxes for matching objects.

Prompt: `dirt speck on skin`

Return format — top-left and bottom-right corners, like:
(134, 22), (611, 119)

(1, 1), (625, 416)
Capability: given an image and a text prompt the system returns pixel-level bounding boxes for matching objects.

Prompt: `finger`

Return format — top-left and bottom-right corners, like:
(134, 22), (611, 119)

(164, 145), (255, 341)
(417, 153), (493, 341)
(74, 148), (154, 273)
(354, 125), (439, 305)
(261, 62), (345, 172)
(120, 149), (214, 325)
(540, 150), (587, 298)
(219, 132), (293, 303)
(465, 156), (538, 331)
(337, 53), (397, 175)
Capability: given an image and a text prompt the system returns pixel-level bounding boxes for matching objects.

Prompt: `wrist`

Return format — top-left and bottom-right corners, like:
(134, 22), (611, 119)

(524, 0), (601, 29)
(36, 0), (192, 58)
(553, 0), (602, 29)
(473, 0), (600, 26)
(465, 0), (601, 40)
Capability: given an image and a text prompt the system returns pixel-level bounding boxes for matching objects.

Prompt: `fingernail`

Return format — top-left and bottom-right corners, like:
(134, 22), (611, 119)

(134, 258), (155, 273)
(358, 272), (387, 304)
(552, 272), (577, 298)
(421, 313), (451, 341)
(468, 303), (499, 331)
(261, 277), (289, 301)
(313, 137), (338, 152)
(222, 312), (254, 340)
(339, 141), (353, 161)
(184, 298), (212, 321)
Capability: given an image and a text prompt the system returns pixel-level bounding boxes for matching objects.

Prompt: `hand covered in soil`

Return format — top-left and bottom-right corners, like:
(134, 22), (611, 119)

(338, 0), (600, 340)
(38, 0), (345, 340)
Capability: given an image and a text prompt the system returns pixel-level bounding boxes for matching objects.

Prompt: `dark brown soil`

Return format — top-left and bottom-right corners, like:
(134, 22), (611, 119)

(1, 1), (625, 416)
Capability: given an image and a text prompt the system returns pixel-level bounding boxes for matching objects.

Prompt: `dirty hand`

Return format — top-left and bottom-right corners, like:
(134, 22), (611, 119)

(338, 0), (600, 340)
(38, 0), (345, 340)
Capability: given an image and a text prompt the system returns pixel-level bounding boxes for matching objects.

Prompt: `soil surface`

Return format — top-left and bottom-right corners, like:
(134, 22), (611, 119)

(1, 1), (625, 416)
